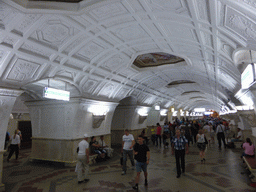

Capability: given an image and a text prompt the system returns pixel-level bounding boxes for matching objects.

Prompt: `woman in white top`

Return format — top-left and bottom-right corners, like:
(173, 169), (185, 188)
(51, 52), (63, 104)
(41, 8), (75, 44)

(203, 122), (215, 145)
(7, 130), (20, 162)
(203, 123), (211, 145)
(196, 129), (207, 164)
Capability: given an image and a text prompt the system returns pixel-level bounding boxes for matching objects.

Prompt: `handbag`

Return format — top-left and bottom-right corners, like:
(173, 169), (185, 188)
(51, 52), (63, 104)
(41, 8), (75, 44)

(204, 136), (208, 144)
(120, 155), (123, 165)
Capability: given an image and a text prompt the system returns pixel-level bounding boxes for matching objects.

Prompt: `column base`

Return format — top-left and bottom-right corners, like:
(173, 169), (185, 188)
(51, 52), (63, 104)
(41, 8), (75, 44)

(0, 150), (6, 192)
(0, 183), (5, 192)
(30, 137), (80, 167)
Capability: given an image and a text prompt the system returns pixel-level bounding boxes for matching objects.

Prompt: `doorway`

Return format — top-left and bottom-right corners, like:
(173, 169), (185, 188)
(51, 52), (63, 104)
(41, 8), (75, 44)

(18, 121), (32, 149)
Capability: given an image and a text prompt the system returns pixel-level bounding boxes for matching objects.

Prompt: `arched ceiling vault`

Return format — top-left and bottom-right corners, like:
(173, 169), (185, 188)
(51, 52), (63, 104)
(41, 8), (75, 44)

(0, 0), (253, 111)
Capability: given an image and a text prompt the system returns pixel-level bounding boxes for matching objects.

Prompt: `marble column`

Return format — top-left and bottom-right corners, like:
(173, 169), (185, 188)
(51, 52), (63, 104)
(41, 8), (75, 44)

(25, 98), (118, 166)
(111, 104), (151, 145)
(0, 88), (23, 191)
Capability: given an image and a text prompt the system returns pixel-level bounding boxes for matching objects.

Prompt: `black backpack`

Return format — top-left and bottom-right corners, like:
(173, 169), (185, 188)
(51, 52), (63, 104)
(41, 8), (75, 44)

(5, 132), (9, 141)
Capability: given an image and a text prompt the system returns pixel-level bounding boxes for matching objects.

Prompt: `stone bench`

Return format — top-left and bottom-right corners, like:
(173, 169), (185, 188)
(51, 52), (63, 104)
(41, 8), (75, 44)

(234, 141), (243, 148)
(89, 154), (98, 164)
(243, 156), (256, 182)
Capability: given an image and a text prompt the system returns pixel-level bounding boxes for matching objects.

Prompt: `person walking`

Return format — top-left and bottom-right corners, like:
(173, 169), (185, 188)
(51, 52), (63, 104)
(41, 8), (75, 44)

(196, 129), (207, 163)
(216, 122), (226, 149)
(7, 130), (20, 162)
(76, 134), (90, 184)
(156, 123), (162, 147)
(150, 126), (156, 145)
(121, 129), (135, 175)
(203, 122), (211, 147)
(132, 135), (150, 190)
(172, 129), (188, 178)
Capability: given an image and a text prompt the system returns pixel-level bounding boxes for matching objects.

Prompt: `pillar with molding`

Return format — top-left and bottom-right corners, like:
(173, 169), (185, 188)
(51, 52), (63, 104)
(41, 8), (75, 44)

(25, 98), (118, 166)
(0, 88), (23, 190)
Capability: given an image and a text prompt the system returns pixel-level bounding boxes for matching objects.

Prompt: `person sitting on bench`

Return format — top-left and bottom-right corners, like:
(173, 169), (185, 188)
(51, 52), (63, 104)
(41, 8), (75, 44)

(242, 138), (255, 158)
(231, 128), (243, 142)
(90, 136), (107, 161)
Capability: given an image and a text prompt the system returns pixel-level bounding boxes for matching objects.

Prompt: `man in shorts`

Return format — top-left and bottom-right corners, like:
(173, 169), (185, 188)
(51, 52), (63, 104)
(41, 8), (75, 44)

(132, 135), (150, 190)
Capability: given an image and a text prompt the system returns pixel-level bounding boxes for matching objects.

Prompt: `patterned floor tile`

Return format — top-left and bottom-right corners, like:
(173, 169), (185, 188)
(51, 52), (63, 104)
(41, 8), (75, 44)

(2, 144), (256, 192)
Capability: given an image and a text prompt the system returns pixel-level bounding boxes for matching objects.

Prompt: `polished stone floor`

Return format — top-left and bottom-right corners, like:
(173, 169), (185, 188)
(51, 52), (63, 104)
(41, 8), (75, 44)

(2, 141), (256, 192)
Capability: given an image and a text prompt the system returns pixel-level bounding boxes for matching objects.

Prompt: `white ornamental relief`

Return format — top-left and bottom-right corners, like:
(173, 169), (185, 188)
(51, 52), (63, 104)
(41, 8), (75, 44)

(220, 41), (234, 58)
(115, 25), (148, 41)
(226, 10), (256, 40)
(7, 59), (40, 82)
(15, 14), (42, 33)
(127, 0), (145, 12)
(2, 36), (17, 47)
(37, 20), (77, 46)
(150, 0), (188, 14)
(63, 35), (87, 54)
(201, 31), (213, 47)
(104, 55), (124, 69)
(116, 88), (129, 99)
(76, 41), (105, 60)
(83, 79), (98, 93)
(21, 43), (53, 58)
(89, 2), (127, 21)
(103, 17), (135, 28)
(196, 0), (210, 22)
(144, 96), (155, 105)
(100, 83), (115, 97)
(0, 2), (19, 25)
(236, 0), (256, 7)
(133, 44), (159, 52)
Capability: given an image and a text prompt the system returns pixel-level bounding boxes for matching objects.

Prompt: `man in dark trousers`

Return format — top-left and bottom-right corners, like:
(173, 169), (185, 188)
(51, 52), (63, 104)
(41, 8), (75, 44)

(216, 122), (226, 149)
(132, 135), (150, 190)
(172, 129), (188, 178)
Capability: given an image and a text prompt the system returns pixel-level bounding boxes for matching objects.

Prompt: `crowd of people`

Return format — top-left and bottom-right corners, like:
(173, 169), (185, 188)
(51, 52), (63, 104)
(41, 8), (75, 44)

(75, 117), (255, 190)
(5, 117), (254, 190)
(149, 117), (240, 150)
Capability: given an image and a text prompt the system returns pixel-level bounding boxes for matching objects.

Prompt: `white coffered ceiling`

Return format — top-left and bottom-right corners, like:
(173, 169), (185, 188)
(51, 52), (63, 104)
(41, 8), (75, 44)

(0, 0), (254, 112)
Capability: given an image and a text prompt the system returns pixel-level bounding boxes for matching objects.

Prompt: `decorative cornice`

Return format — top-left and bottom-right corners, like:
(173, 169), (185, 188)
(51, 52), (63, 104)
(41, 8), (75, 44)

(0, 88), (23, 97)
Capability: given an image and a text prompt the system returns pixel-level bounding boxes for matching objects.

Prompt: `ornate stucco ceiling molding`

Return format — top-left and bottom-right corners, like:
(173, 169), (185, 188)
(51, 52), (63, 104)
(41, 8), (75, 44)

(0, 88), (23, 97)
(4, 0), (101, 12)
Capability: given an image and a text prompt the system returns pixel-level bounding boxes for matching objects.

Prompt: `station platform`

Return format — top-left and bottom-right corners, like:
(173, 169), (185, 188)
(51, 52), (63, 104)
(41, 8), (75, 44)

(2, 142), (256, 192)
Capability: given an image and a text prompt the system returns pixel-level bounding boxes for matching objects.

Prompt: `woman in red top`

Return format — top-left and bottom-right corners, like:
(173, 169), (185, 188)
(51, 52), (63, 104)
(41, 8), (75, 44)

(156, 123), (162, 147)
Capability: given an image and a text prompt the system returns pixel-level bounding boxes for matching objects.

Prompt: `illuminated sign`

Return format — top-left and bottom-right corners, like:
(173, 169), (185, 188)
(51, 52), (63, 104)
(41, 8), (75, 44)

(241, 63), (254, 89)
(194, 108), (205, 112)
(43, 87), (70, 101)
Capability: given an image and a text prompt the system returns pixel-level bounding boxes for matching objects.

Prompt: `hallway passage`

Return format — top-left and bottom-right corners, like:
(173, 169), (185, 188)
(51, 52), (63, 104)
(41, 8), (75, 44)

(2, 143), (255, 192)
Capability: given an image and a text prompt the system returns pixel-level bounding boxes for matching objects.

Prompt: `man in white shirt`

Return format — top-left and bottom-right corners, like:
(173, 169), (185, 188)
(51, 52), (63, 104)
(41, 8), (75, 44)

(7, 130), (20, 162)
(121, 129), (135, 175)
(76, 134), (90, 184)
(216, 122), (226, 149)
(231, 128), (243, 142)
(99, 135), (114, 158)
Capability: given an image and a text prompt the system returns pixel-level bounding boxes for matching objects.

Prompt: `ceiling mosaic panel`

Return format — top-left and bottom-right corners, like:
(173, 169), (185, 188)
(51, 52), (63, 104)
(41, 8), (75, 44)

(133, 52), (185, 68)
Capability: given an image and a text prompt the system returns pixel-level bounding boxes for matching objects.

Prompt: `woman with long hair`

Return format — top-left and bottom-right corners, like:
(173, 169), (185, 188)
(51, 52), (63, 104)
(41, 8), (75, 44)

(7, 129), (21, 162)
(242, 138), (255, 158)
